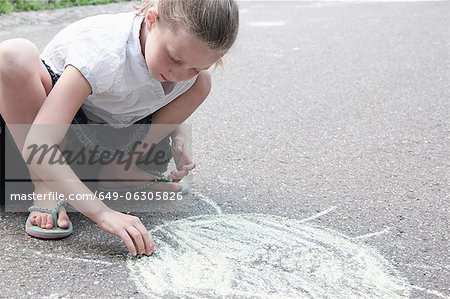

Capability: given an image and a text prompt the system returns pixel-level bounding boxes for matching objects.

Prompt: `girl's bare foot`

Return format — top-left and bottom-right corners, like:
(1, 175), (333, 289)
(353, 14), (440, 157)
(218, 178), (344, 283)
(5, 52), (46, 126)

(97, 162), (184, 192)
(28, 187), (70, 229)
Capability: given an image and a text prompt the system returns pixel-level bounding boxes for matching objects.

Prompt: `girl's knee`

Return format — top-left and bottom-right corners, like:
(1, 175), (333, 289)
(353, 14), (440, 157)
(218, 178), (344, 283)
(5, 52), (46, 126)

(192, 71), (212, 104)
(0, 38), (41, 79)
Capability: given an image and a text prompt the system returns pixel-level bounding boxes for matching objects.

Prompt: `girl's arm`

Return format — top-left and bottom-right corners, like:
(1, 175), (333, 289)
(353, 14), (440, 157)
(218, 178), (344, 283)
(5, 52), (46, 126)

(22, 65), (154, 256)
(169, 126), (196, 181)
(131, 72), (211, 180)
(22, 65), (100, 215)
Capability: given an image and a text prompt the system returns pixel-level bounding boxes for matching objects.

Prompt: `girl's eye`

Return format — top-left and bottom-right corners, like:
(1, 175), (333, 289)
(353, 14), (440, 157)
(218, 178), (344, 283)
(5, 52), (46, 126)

(170, 56), (182, 64)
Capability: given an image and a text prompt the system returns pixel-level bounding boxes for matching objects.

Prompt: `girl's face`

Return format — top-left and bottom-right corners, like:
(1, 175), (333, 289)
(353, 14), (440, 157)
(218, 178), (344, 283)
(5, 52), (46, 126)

(142, 10), (222, 83)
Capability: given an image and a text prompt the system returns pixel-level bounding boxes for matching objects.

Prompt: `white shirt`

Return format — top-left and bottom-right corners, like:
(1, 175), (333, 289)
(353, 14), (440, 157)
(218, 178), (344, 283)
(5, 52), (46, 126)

(41, 12), (197, 128)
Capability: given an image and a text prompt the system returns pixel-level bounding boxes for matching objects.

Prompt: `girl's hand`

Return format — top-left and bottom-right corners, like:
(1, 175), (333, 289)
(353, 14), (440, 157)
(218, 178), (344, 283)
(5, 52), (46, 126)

(170, 136), (196, 181)
(93, 209), (155, 256)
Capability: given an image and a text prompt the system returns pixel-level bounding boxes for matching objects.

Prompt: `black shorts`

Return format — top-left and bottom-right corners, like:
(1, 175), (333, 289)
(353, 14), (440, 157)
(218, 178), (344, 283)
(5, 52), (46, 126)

(41, 60), (171, 175)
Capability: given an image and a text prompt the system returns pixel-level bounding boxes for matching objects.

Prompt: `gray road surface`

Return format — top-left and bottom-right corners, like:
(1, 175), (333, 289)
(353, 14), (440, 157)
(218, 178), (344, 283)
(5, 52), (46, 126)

(0, 1), (449, 298)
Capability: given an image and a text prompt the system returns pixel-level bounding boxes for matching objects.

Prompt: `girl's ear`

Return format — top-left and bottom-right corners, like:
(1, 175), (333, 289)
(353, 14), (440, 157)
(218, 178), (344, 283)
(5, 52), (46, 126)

(145, 8), (158, 28)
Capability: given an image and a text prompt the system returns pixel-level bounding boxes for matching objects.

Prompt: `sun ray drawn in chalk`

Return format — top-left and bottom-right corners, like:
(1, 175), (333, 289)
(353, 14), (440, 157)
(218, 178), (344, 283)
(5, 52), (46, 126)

(409, 285), (450, 299)
(353, 227), (393, 240)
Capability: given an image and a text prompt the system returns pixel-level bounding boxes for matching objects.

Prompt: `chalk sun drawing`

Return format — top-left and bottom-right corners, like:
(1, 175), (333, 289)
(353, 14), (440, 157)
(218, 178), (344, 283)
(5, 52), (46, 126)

(127, 195), (410, 299)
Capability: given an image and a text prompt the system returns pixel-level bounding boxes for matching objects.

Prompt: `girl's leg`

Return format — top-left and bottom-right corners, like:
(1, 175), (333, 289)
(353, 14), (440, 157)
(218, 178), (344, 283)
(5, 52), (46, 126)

(0, 38), (70, 229)
(98, 71), (211, 191)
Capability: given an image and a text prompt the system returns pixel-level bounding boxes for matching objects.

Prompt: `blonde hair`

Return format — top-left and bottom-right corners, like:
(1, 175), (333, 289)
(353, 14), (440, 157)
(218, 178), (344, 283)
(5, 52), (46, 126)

(136, 0), (239, 57)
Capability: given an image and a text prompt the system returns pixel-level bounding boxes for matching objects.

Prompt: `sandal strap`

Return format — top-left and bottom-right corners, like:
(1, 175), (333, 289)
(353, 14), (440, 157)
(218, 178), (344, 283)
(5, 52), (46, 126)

(28, 200), (66, 228)
(146, 170), (165, 177)
(152, 176), (172, 183)
(126, 176), (173, 192)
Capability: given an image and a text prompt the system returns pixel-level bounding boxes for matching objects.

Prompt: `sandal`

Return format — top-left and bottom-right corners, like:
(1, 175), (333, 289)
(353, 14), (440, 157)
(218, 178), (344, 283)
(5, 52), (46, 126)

(25, 200), (73, 239)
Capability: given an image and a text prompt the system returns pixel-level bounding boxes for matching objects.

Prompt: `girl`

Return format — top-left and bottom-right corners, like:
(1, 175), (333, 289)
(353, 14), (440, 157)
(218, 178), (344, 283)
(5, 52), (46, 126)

(0, 0), (239, 256)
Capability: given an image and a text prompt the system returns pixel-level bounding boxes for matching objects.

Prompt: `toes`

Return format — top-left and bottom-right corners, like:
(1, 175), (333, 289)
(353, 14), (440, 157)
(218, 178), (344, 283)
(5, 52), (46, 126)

(42, 214), (53, 229)
(151, 182), (180, 192)
(28, 208), (70, 230)
(40, 215), (47, 228)
(175, 183), (184, 192)
(166, 182), (183, 192)
(29, 213), (46, 228)
(30, 214), (38, 225)
(33, 213), (53, 229)
(57, 210), (70, 229)
(45, 214), (54, 229)
(35, 214), (42, 226)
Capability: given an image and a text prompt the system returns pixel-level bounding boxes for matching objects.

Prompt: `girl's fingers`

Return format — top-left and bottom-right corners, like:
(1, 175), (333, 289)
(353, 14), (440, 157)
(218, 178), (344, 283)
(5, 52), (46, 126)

(118, 230), (137, 256)
(133, 223), (155, 256)
(174, 146), (183, 153)
(182, 163), (195, 172)
(172, 139), (183, 150)
(172, 164), (194, 180)
(126, 226), (145, 256)
(170, 170), (180, 177)
(170, 170), (187, 181)
(176, 170), (188, 176)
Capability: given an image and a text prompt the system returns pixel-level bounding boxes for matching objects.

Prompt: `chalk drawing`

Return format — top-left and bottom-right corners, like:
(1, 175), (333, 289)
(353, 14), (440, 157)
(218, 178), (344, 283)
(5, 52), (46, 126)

(298, 206), (336, 223)
(353, 227), (392, 240)
(195, 192), (223, 215)
(403, 263), (450, 271)
(409, 285), (450, 299)
(127, 192), (413, 298)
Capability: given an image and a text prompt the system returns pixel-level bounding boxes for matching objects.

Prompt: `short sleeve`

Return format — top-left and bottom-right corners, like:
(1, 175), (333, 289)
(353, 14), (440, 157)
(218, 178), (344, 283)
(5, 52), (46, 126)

(67, 46), (122, 94)
(41, 13), (133, 94)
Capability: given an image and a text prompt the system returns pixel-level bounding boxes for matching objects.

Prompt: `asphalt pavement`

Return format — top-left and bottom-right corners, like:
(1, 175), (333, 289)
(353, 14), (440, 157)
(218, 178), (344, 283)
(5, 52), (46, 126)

(0, 1), (449, 298)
